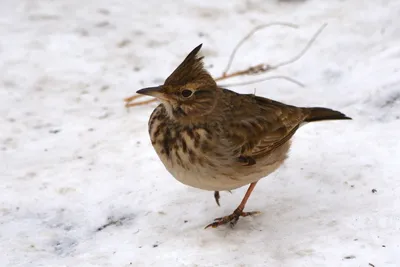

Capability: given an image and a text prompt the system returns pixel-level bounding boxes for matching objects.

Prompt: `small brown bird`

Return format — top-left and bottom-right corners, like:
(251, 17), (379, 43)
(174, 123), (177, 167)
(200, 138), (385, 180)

(137, 44), (351, 228)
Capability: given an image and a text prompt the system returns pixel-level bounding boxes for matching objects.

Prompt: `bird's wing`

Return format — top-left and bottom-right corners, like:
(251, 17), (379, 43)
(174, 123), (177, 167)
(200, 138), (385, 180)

(221, 89), (307, 162)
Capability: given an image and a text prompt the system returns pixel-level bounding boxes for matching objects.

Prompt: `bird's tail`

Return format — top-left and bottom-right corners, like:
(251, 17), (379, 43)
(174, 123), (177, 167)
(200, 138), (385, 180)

(303, 107), (351, 122)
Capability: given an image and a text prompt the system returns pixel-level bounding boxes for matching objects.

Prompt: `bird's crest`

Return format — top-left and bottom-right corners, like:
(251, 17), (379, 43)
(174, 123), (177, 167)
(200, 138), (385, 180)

(164, 44), (215, 87)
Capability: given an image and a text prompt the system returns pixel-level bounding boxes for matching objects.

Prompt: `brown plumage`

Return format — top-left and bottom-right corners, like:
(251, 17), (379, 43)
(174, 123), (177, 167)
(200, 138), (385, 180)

(137, 44), (351, 228)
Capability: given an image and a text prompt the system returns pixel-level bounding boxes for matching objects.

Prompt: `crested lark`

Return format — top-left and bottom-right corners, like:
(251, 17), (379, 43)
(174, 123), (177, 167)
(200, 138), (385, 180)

(137, 44), (351, 228)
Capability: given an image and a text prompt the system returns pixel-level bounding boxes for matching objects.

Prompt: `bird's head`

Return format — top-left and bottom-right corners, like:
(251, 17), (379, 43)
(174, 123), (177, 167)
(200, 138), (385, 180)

(136, 44), (220, 120)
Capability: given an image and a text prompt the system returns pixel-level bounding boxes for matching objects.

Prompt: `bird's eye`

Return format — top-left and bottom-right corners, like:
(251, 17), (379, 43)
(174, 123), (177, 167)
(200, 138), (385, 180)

(181, 89), (193, 98)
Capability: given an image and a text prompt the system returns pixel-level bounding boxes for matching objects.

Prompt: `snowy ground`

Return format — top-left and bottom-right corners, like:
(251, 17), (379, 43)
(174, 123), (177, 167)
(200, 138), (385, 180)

(1, 0), (400, 266)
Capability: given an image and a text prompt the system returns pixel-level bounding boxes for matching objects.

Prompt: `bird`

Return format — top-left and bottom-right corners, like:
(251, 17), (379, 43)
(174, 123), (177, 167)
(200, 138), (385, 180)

(136, 44), (351, 228)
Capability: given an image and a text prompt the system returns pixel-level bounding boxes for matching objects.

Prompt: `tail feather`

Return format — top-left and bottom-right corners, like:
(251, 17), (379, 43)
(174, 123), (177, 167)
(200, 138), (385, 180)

(303, 107), (351, 122)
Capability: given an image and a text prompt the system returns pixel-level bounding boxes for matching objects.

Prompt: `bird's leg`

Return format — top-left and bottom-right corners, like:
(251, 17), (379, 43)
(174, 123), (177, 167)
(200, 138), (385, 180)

(205, 182), (260, 229)
(214, 191), (220, 206)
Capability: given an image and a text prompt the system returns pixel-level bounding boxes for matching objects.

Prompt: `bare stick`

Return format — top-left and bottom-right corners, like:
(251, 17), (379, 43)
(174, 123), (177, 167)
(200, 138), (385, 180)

(215, 23), (327, 83)
(124, 94), (145, 103)
(124, 94), (158, 107)
(271, 23), (327, 69)
(222, 22), (298, 76)
(212, 23), (327, 89)
(219, 75), (305, 88)
(125, 98), (157, 107)
(215, 63), (272, 81)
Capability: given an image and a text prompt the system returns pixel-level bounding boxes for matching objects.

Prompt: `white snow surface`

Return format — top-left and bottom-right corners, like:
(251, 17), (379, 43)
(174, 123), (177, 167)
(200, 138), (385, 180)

(1, 0), (400, 266)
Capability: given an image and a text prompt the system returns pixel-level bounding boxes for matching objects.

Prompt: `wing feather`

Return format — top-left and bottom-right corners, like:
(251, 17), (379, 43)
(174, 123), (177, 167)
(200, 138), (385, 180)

(220, 89), (307, 161)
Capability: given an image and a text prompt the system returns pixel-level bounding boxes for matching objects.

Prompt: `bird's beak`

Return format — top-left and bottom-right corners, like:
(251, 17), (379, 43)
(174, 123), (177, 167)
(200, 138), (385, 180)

(136, 86), (167, 100)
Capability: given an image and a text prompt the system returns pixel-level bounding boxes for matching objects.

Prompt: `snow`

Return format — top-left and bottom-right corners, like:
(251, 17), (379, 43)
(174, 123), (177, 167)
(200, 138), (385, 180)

(1, 0), (400, 266)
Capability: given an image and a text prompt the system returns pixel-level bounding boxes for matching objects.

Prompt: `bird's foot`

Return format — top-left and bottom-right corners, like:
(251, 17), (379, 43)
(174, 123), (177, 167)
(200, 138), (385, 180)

(204, 209), (260, 229)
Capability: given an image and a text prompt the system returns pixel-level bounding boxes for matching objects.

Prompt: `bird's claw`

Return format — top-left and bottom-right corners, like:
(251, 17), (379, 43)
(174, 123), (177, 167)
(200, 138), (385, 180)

(204, 210), (260, 229)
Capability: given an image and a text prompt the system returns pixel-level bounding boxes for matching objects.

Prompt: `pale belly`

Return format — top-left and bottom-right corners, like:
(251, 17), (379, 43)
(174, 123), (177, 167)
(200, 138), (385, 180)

(163, 157), (285, 191)
(153, 140), (291, 191)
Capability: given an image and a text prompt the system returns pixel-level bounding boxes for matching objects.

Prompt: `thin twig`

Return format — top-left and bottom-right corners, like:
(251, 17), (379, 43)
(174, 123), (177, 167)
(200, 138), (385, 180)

(219, 75), (305, 88)
(125, 98), (157, 107)
(222, 22), (298, 76)
(215, 63), (273, 81)
(271, 23), (327, 69)
(216, 23), (327, 84)
(212, 23), (327, 89)
(124, 94), (145, 103)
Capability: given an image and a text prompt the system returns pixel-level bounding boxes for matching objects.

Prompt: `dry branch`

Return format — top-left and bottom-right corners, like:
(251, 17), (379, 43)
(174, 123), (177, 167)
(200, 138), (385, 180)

(221, 22), (298, 77)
